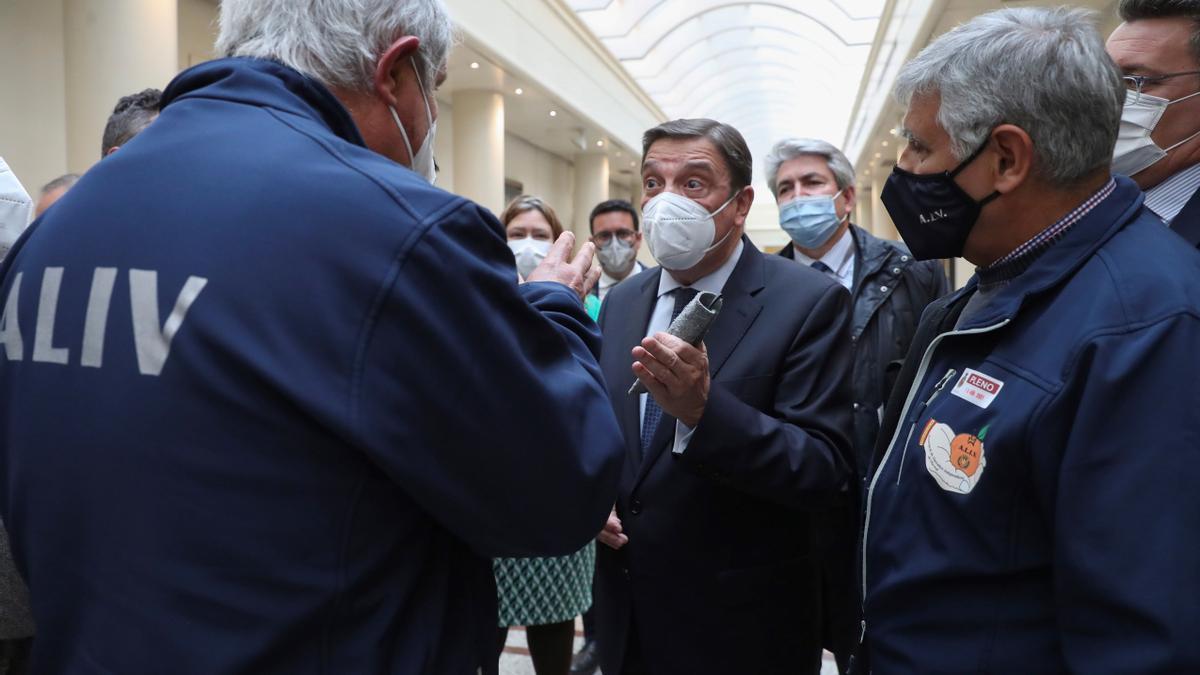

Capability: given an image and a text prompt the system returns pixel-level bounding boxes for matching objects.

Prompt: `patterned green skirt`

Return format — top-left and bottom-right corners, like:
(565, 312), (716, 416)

(493, 541), (595, 627)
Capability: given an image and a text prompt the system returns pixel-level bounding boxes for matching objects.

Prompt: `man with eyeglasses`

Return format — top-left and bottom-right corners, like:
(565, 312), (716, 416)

(588, 199), (646, 302)
(1108, 0), (1200, 248)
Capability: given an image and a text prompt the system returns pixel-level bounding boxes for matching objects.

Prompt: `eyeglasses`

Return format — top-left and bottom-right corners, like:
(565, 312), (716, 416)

(1122, 70), (1200, 101)
(592, 229), (637, 245)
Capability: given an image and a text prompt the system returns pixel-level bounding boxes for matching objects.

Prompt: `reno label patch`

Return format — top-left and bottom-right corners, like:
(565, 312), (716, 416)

(950, 368), (1004, 409)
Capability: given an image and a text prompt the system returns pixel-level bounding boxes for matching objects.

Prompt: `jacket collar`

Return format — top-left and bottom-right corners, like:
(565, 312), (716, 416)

(162, 58), (366, 148)
(955, 175), (1145, 330)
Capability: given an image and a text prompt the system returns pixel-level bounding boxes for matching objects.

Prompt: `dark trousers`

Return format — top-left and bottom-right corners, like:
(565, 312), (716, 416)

(581, 606), (596, 642)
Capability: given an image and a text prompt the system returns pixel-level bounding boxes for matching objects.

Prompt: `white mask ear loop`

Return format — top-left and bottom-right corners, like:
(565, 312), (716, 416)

(707, 189), (743, 251)
(389, 56), (435, 169)
(1164, 90), (1200, 153)
(389, 106), (417, 166)
(832, 188), (851, 224)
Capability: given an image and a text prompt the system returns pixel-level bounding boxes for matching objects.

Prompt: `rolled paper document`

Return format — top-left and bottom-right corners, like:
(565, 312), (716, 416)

(628, 291), (724, 395)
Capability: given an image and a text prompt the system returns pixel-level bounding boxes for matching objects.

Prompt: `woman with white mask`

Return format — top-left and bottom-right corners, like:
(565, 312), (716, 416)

(491, 195), (599, 675)
(502, 196), (602, 321)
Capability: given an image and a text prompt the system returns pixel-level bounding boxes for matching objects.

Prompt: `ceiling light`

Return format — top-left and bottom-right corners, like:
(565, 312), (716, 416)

(596, 140), (605, 147)
(874, 152), (882, 158)
(549, 110), (557, 117)
(630, 161), (636, 167)
(882, 141), (889, 147)
(470, 62), (480, 69)
(515, 88), (523, 95)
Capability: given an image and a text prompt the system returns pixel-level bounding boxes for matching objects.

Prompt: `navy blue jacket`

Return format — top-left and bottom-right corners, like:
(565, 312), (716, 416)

(0, 59), (623, 674)
(863, 177), (1200, 672)
(594, 241), (856, 675)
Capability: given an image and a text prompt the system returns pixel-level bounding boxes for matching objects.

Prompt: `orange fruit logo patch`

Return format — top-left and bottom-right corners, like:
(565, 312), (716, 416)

(920, 420), (989, 494)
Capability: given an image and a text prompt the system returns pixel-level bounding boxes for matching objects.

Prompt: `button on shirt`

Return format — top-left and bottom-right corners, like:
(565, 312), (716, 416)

(641, 240), (745, 455)
(1144, 163), (1200, 224)
(791, 227), (855, 290)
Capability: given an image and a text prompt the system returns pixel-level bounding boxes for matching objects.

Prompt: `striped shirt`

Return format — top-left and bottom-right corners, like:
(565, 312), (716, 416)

(1144, 163), (1200, 224)
(978, 178), (1116, 288)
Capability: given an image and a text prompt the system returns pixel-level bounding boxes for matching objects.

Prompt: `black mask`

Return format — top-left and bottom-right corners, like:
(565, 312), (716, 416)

(881, 140), (1000, 260)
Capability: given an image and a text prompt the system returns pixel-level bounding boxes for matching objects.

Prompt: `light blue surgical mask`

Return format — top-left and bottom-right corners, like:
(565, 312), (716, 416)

(779, 189), (847, 249)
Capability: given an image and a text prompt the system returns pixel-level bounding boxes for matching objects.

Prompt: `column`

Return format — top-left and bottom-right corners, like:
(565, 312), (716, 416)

(854, 186), (871, 235)
(452, 90), (505, 215)
(870, 170), (899, 241)
(64, 0), (178, 173)
(572, 153), (609, 240)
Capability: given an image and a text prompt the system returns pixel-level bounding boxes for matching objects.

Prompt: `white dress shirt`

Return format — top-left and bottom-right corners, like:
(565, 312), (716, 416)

(790, 227), (855, 291)
(640, 240), (745, 455)
(598, 261), (644, 301)
(1144, 162), (1200, 224)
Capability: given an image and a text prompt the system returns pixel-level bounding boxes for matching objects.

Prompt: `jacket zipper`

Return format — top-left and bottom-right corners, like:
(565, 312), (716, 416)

(858, 318), (1011, 651)
(895, 368), (956, 485)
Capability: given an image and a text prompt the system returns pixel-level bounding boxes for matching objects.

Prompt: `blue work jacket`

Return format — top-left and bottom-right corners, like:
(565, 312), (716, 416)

(0, 58), (623, 674)
(864, 176), (1200, 673)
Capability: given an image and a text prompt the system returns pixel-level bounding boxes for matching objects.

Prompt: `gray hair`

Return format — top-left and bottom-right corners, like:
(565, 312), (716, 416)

(1119, 0), (1200, 65)
(642, 119), (753, 192)
(40, 174), (80, 196)
(216, 0), (455, 92)
(764, 138), (855, 198)
(894, 6), (1124, 186)
(101, 89), (161, 157)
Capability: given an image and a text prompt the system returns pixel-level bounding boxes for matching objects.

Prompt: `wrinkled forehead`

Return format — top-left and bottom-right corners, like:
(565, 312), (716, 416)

(642, 137), (730, 180)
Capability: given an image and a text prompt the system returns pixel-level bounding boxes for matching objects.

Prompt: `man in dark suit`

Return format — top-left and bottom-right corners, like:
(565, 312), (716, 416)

(593, 118), (856, 675)
(1107, 0), (1200, 247)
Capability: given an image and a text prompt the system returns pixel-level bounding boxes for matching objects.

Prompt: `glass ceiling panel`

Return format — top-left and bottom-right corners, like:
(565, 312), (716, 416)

(568, 0), (886, 178)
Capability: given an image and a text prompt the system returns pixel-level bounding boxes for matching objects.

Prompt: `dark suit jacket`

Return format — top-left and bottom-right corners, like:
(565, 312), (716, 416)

(1173, 187), (1200, 248)
(594, 239), (856, 675)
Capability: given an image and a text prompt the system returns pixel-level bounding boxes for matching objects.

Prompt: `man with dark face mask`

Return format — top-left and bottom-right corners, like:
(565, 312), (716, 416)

(0, 1), (624, 673)
(587, 199), (645, 302)
(861, 7), (1200, 673)
(1107, 0), (1200, 248)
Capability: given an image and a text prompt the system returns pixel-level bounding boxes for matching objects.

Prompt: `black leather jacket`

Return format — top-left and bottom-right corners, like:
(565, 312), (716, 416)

(780, 224), (949, 482)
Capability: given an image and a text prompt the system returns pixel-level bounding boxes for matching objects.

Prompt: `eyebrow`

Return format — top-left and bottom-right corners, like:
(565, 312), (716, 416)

(899, 127), (926, 146)
(642, 159), (717, 173)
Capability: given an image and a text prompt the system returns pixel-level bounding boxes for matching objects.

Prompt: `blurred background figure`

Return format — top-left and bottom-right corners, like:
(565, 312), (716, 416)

(0, 157), (34, 674)
(766, 136), (947, 671)
(1106, 0), (1200, 248)
(503, 195), (601, 320)
(588, 199), (644, 303)
(0, 158), (32, 262)
(100, 88), (161, 158)
(33, 174), (79, 219)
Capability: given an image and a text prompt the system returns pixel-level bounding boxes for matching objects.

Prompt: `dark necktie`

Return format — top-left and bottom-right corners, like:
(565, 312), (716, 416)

(639, 288), (698, 457)
(811, 260), (833, 275)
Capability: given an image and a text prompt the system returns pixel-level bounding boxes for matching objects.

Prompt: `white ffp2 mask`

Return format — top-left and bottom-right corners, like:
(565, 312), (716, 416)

(642, 191), (738, 270)
(508, 237), (552, 279)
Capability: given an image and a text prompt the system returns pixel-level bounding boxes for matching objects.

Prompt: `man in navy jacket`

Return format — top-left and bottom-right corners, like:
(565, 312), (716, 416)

(863, 7), (1200, 672)
(0, 1), (623, 673)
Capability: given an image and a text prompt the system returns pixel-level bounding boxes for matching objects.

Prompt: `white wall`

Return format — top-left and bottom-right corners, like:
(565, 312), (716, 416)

(0, 0), (69, 196)
(177, 0), (218, 71)
(433, 97), (456, 194)
(504, 133), (574, 224)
